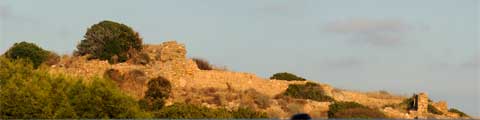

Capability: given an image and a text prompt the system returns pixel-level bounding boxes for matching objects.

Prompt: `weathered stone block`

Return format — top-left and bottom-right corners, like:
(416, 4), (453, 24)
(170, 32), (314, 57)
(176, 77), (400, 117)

(158, 41), (186, 62)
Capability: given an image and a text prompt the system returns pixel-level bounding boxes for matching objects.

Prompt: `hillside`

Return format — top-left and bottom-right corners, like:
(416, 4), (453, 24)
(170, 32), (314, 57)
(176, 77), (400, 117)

(44, 41), (469, 119)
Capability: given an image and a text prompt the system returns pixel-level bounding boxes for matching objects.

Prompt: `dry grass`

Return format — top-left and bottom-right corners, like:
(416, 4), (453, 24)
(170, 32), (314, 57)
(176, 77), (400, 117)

(332, 107), (386, 118)
(173, 87), (272, 111)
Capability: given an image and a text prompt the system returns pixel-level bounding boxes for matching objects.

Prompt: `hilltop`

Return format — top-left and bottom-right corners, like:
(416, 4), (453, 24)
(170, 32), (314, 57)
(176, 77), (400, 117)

(0, 20), (470, 119)
(46, 41), (469, 119)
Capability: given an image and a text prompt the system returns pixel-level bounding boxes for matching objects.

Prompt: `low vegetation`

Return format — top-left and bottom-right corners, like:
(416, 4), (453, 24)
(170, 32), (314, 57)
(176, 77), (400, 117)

(154, 103), (267, 118)
(283, 82), (334, 102)
(192, 58), (213, 70)
(427, 104), (443, 115)
(382, 96), (416, 114)
(270, 72), (306, 81)
(448, 108), (469, 117)
(0, 57), (149, 118)
(328, 101), (386, 118)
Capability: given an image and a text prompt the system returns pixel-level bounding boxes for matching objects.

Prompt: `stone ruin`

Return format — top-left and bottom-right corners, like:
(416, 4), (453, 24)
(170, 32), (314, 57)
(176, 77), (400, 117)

(412, 92), (429, 116)
(143, 41), (199, 88)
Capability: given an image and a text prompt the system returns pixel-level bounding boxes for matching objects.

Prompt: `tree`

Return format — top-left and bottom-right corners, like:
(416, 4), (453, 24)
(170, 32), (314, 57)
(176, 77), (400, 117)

(74, 20), (143, 64)
(3, 41), (50, 68)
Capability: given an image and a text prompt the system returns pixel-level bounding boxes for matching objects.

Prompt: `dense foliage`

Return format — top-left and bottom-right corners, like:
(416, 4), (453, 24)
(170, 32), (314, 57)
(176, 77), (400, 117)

(270, 72), (306, 81)
(328, 101), (386, 118)
(75, 20), (143, 64)
(154, 103), (267, 119)
(140, 76), (172, 111)
(0, 57), (150, 118)
(283, 82), (334, 102)
(3, 41), (51, 68)
(448, 108), (469, 117)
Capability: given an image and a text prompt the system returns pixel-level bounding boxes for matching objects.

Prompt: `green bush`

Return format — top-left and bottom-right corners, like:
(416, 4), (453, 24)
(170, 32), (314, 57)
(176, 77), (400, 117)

(154, 103), (267, 119)
(68, 78), (149, 118)
(448, 108), (469, 117)
(283, 82), (334, 102)
(3, 41), (51, 68)
(74, 20), (143, 64)
(427, 104), (443, 115)
(328, 101), (385, 118)
(270, 72), (306, 81)
(141, 76), (172, 111)
(0, 57), (150, 118)
(192, 58), (213, 70)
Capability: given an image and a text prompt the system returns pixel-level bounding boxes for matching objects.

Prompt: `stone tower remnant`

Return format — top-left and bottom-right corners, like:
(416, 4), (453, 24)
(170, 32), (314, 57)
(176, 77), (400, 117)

(410, 92), (429, 118)
(415, 92), (428, 114)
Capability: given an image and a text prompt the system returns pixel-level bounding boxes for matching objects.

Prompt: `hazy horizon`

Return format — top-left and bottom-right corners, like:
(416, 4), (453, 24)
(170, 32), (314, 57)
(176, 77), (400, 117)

(0, 0), (478, 116)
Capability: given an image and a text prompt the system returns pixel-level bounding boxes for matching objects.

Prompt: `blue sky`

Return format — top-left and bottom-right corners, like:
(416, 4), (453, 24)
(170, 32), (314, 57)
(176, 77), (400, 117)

(0, 0), (478, 116)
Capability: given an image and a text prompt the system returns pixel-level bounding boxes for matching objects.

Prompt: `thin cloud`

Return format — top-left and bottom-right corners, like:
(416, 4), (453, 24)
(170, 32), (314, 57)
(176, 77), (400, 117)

(324, 18), (414, 46)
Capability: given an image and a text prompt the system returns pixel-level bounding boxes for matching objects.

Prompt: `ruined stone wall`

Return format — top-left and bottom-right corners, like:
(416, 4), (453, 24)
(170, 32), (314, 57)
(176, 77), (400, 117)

(188, 70), (307, 97)
(416, 93), (429, 114)
(332, 90), (405, 108)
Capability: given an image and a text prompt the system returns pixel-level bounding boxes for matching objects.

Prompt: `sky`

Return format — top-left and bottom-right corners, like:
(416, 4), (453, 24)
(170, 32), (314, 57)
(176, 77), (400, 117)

(0, 0), (479, 116)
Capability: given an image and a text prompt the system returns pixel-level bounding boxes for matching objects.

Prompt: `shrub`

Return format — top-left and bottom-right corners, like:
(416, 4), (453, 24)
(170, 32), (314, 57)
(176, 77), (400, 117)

(68, 78), (150, 118)
(192, 58), (213, 70)
(427, 104), (443, 115)
(3, 41), (50, 68)
(154, 103), (267, 119)
(141, 76), (172, 111)
(270, 72), (306, 81)
(448, 108), (469, 117)
(74, 20), (143, 64)
(402, 97), (415, 110)
(283, 82), (334, 102)
(328, 101), (385, 118)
